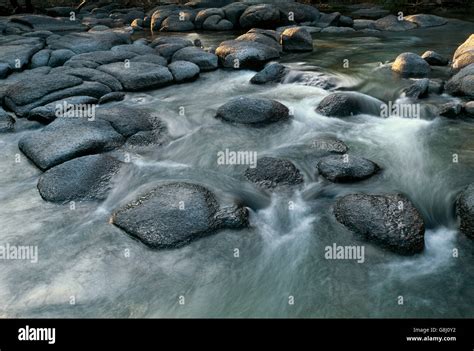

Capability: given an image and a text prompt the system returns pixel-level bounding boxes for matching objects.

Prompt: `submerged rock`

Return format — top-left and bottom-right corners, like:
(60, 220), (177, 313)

(317, 155), (380, 183)
(452, 34), (474, 70)
(38, 154), (123, 202)
(392, 52), (431, 77)
(456, 184), (474, 239)
(216, 96), (290, 125)
(334, 193), (425, 255)
(111, 182), (249, 248)
(316, 92), (384, 117)
(18, 118), (125, 170)
(280, 27), (313, 52)
(244, 157), (304, 189)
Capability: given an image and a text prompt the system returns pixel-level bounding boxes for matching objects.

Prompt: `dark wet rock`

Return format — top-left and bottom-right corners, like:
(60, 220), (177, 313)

(452, 34), (474, 70)
(405, 14), (447, 28)
(237, 29), (281, 52)
(59, 67), (124, 91)
(244, 157), (303, 189)
(445, 64), (474, 98)
(97, 62), (173, 91)
(392, 52), (431, 77)
(95, 106), (157, 138)
(111, 182), (249, 249)
(351, 7), (389, 19)
(250, 62), (289, 84)
(283, 70), (340, 90)
(171, 46), (218, 71)
(23, 30), (54, 39)
(403, 78), (429, 99)
(111, 44), (154, 56)
(203, 15), (233, 30)
(160, 15), (195, 32)
(321, 26), (356, 34)
(353, 19), (376, 30)
(339, 15), (354, 27)
(222, 2), (248, 26)
(63, 50), (136, 69)
(38, 154), (123, 202)
(216, 96), (290, 125)
(280, 27), (313, 52)
(334, 193), (425, 255)
(438, 102), (462, 118)
(30, 49), (51, 68)
(374, 15), (417, 32)
(421, 50), (448, 66)
(317, 154), (380, 183)
(0, 40), (43, 71)
(9, 15), (87, 32)
(18, 118), (125, 170)
(239, 4), (282, 29)
(316, 92), (384, 117)
(0, 108), (15, 133)
(277, 2), (321, 24)
(28, 96), (99, 124)
(216, 39), (280, 69)
(456, 184), (474, 239)
(428, 79), (444, 94)
(46, 31), (131, 54)
(0, 63), (10, 79)
(130, 54), (168, 66)
(48, 49), (75, 67)
(98, 92), (126, 105)
(194, 8), (225, 28)
(168, 60), (200, 82)
(316, 12), (340, 28)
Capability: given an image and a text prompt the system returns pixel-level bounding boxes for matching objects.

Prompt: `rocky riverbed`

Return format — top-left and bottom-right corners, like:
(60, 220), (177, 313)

(0, 1), (473, 317)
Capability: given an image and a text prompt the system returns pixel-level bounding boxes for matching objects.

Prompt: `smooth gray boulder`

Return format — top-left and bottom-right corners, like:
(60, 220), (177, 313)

(222, 2), (248, 26)
(317, 154), (380, 183)
(374, 15), (417, 31)
(18, 118), (125, 170)
(9, 14), (87, 32)
(31, 49), (52, 68)
(194, 8), (225, 28)
(316, 12), (340, 28)
(353, 19), (376, 30)
(37, 154), (123, 202)
(456, 184), (474, 239)
(250, 62), (289, 84)
(280, 27), (313, 52)
(97, 62), (174, 91)
(48, 49), (75, 67)
(452, 34), (474, 70)
(236, 30), (281, 52)
(244, 157), (303, 189)
(0, 108), (15, 133)
(171, 46), (218, 71)
(239, 4), (282, 29)
(28, 96), (99, 124)
(405, 14), (447, 28)
(98, 92), (126, 104)
(392, 52), (431, 77)
(438, 102), (462, 118)
(168, 60), (200, 82)
(130, 54), (168, 66)
(316, 92), (384, 117)
(111, 182), (249, 248)
(46, 31), (131, 54)
(160, 15), (195, 32)
(0, 40), (44, 71)
(334, 193), (425, 255)
(216, 96), (290, 125)
(421, 50), (448, 66)
(202, 15), (234, 30)
(445, 64), (474, 98)
(216, 39), (280, 69)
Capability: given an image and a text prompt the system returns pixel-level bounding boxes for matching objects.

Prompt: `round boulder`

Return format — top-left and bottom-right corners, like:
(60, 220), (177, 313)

(280, 27), (313, 52)
(317, 154), (380, 183)
(244, 157), (304, 189)
(456, 184), (474, 239)
(392, 52), (431, 77)
(168, 60), (200, 82)
(315, 92), (384, 117)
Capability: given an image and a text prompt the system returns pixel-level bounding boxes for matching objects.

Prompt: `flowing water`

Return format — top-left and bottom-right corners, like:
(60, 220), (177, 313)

(0, 19), (473, 318)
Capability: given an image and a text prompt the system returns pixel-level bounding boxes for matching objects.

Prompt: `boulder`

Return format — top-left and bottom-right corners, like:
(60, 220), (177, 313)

(18, 118), (125, 170)
(334, 193), (425, 255)
(317, 154), (380, 183)
(37, 154), (123, 202)
(46, 31), (131, 54)
(202, 15), (234, 30)
(48, 49), (75, 67)
(392, 52), (431, 77)
(130, 54), (168, 66)
(160, 15), (195, 32)
(168, 60), (200, 82)
(351, 7), (389, 19)
(171, 46), (218, 71)
(452, 34), (474, 70)
(98, 92), (126, 105)
(445, 64), (474, 98)
(111, 182), (249, 248)
(405, 14), (447, 28)
(421, 50), (448, 66)
(216, 96), (290, 125)
(374, 15), (417, 31)
(456, 184), (474, 238)
(280, 27), (313, 52)
(0, 108), (15, 133)
(215, 39), (280, 69)
(464, 101), (474, 116)
(438, 102), (462, 118)
(321, 26), (356, 34)
(316, 12), (340, 28)
(316, 92), (384, 117)
(236, 30), (281, 52)
(353, 19), (376, 30)
(244, 157), (303, 189)
(222, 2), (248, 27)
(9, 15), (87, 32)
(194, 8), (225, 28)
(239, 4), (282, 29)
(402, 78), (429, 99)
(97, 62), (173, 91)
(250, 62), (289, 84)
(28, 96), (99, 124)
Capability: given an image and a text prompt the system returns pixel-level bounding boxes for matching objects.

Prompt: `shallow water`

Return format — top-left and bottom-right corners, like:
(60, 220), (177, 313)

(1, 20), (474, 317)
